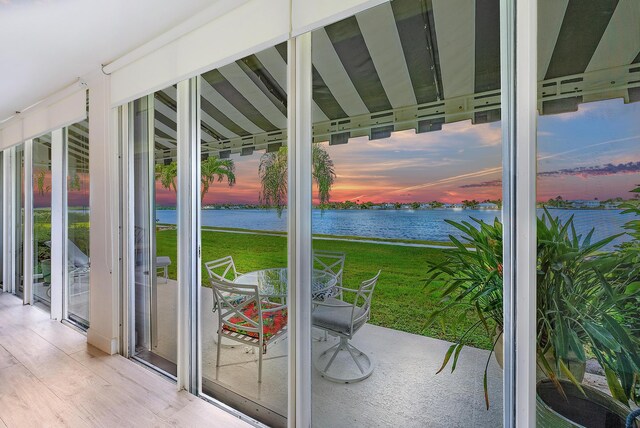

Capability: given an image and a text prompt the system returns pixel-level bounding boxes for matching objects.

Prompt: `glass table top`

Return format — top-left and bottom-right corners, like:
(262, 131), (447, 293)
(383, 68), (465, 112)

(233, 268), (337, 300)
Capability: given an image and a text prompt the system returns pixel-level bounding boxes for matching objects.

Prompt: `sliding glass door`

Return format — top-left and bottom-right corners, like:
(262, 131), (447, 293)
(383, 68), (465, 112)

(534, 1), (640, 425)
(130, 87), (179, 377)
(32, 133), (53, 312)
(14, 144), (25, 299)
(307, 1), (504, 426)
(197, 43), (290, 427)
(65, 120), (91, 328)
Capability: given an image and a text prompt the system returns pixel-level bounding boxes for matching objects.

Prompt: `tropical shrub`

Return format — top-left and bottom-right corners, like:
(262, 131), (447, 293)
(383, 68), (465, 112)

(425, 217), (503, 408)
(426, 208), (640, 408)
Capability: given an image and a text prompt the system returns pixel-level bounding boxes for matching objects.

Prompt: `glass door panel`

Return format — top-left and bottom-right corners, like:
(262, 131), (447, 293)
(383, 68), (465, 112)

(66, 120), (90, 328)
(131, 87), (178, 377)
(0, 152), (3, 289)
(32, 133), (52, 312)
(310, 1), (504, 426)
(198, 44), (289, 427)
(14, 144), (25, 299)
(535, 2), (640, 425)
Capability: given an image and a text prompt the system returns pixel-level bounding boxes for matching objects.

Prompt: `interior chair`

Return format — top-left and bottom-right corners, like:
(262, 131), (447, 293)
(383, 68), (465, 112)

(211, 278), (288, 383)
(312, 271), (381, 383)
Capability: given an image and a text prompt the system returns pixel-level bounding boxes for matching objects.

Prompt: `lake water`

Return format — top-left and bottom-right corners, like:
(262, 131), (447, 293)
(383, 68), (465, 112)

(156, 208), (633, 248)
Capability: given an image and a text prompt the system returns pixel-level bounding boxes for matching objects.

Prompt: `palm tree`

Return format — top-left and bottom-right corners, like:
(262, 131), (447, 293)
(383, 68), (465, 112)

(155, 162), (178, 192)
(154, 158), (236, 203)
(35, 169), (51, 196)
(259, 144), (336, 216)
(201, 157), (236, 203)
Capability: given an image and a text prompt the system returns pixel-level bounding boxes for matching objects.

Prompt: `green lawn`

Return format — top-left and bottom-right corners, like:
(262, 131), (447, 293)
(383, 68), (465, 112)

(155, 227), (492, 350)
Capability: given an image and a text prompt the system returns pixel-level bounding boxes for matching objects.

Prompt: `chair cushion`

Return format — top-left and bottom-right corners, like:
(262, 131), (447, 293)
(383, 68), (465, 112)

(156, 256), (171, 267)
(223, 302), (287, 343)
(312, 298), (366, 336)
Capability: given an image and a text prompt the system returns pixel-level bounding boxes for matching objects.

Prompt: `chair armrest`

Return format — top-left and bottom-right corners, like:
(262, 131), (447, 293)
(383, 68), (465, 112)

(333, 285), (360, 294)
(313, 300), (352, 308)
(261, 303), (287, 313)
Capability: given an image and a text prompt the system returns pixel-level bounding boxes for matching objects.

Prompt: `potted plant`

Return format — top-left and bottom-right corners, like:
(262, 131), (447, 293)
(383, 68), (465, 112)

(425, 209), (640, 422)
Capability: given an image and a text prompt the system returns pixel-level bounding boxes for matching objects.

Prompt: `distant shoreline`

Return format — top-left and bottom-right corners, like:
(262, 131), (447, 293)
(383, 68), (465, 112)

(155, 206), (625, 211)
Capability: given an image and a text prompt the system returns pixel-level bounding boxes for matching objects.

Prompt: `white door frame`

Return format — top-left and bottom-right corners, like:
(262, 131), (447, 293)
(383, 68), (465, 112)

(50, 128), (65, 320)
(23, 139), (34, 306)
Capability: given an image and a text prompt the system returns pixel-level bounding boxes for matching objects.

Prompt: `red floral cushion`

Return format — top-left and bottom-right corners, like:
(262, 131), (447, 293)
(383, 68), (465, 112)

(223, 301), (288, 345)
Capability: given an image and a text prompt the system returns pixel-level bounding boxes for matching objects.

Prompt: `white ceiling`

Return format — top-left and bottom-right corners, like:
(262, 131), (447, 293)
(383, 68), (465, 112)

(0, 0), (219, 121)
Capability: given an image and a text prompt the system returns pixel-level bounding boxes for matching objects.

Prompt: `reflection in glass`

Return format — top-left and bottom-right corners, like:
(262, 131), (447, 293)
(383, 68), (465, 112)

(66, 120), (90, 328)
(32, 134), (52, 311)
(131, 88), (178, 377)
(197, 44), (289, 427)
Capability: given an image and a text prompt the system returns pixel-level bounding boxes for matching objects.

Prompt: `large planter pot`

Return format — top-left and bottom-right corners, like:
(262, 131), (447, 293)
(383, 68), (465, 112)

(493, 333), (585, 383)
(537, 349), (586, 383)
(537, 379), (638, 428)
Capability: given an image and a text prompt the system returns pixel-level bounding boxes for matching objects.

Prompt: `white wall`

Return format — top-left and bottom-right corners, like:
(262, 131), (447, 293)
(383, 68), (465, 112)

(0, 87), (87, 151)
(110, 0), (290, 107)
(86, 73), (120, 354)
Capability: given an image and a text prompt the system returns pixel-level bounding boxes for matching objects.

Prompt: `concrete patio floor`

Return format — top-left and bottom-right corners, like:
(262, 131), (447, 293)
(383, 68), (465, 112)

(150, 280), (503, 427)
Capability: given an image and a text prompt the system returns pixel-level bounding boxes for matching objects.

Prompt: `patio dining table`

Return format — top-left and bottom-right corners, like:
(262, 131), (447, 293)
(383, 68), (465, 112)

(233, 268), (337, 301)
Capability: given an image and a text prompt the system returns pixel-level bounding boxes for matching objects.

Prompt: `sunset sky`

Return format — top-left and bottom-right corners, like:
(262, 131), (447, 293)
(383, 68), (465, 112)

(153, 97), (640, 206)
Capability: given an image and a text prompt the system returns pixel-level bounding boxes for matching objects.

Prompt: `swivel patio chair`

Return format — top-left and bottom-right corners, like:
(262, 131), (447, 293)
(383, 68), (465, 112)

(313, 250), (345, 299)
(312, 271), (381, 383)
(312, 250), (346, 341)
(211, 278), (288, 383)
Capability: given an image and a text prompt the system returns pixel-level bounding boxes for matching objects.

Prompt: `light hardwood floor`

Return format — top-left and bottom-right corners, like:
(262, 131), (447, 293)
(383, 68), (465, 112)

(0, 292), (250, 428)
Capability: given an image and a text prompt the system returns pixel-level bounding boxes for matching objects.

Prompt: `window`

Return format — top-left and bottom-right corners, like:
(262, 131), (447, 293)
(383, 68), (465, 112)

(534, 1), (640, 425)
(197, 43), (289, 427)
(309, 1), (504, 425)
(32, 133), (53, 312)
(65, 119), (91, 328)
(130, 86), (179, 377)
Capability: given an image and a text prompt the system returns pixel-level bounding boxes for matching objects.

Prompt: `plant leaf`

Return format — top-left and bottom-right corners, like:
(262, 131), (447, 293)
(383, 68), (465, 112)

(559, 359), (585, 397)
(436, 344), (456, 374)
(451, 344), (464, 373)
(604, 367), (629, 403)
(483, 370), (490, 410)
(584, 322), (621, 353)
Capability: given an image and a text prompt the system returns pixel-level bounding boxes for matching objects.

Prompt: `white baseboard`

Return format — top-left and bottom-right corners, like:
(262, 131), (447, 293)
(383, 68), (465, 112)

(87, 328), (119, 354)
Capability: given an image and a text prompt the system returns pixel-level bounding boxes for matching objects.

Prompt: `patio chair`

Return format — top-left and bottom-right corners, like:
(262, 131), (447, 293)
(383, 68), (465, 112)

(313, 250), (345, 299)
(133, 226), (171, 283)
(45, 239), (91, 292)
(211, 278), (288, 383)
(205, 255), (241, 282)
(156, 256), (171, 283)
(312, 271), (381, 383)
(312, 250), (346, 341)
(205, 256), (248, 348)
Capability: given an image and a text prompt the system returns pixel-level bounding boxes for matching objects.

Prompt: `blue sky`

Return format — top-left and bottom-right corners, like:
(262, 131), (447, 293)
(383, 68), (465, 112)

(155, 97), (640, 205)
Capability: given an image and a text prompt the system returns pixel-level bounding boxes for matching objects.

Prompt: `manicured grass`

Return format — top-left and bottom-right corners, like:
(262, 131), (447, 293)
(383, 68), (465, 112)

(155, 228), (492, 350)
